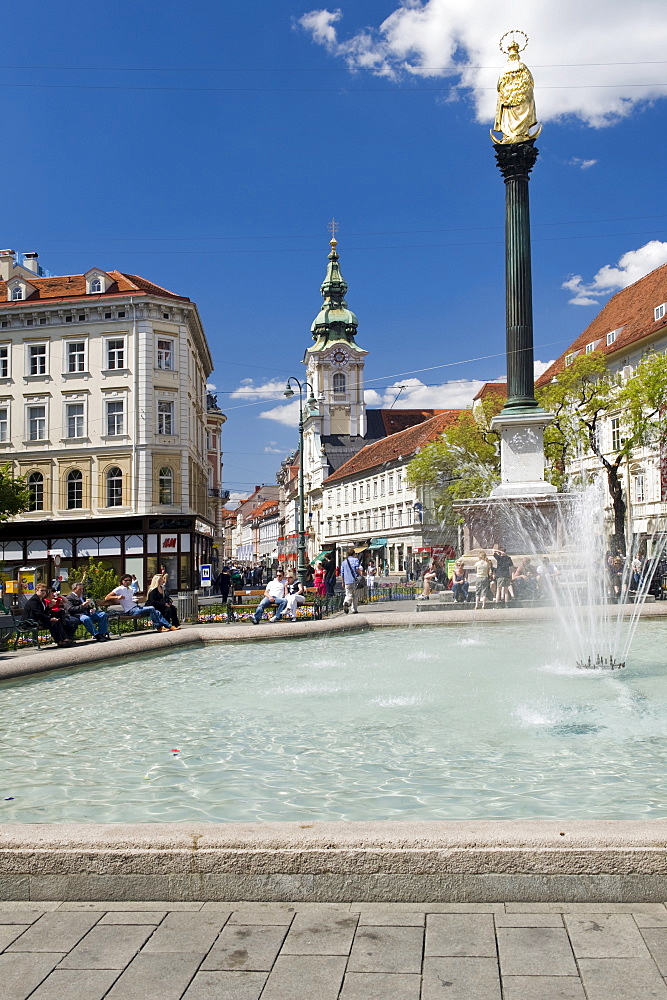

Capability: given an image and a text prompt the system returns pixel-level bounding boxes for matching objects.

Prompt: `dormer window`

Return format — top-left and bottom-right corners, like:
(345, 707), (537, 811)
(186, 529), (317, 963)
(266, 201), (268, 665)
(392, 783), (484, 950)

(85, 269), (111, 295)
(565, 353), (574, 366)
(606, 330), (618, 346)
(586, 342), (595, 354)
(11, 286), (23, 301)
(655, 304), (666, 322)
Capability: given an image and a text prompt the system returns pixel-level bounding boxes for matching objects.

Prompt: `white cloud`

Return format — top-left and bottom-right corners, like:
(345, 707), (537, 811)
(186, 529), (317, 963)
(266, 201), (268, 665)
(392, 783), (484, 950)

(230, 379), (287, 401)
(568, 157), (597, 169)
(298, 1), (667, 127)
(259, 400), (302, 427)
(365, 377), (484, 409)
(298, 7), (342, 46)
(264, 441), (286, 453)
(563, 240), (667, 305)
(533, 359), (555, 379)
(206, 382), (217, 391)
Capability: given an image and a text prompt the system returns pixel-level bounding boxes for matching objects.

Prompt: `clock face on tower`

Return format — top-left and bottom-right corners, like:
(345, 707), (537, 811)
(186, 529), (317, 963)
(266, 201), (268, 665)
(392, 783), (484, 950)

(332, 350), (348, 366)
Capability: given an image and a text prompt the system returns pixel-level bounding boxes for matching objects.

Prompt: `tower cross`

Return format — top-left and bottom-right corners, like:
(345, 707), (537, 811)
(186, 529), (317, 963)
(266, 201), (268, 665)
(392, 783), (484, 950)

(328, 218), (339, 241)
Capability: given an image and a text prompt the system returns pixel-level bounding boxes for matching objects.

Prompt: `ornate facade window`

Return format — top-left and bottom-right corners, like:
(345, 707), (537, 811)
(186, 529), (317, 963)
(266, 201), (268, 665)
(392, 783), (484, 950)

(106, 467), (123, 507)
(28, 471), (44, 511)
(66, 469), (83, 509)
(159, 466), (174, 505)
(333, 372), (346, 393)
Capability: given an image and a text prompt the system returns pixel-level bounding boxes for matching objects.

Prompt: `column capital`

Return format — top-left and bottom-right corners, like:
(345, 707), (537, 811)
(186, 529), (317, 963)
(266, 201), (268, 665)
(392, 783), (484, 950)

(494, 139), (539, 181)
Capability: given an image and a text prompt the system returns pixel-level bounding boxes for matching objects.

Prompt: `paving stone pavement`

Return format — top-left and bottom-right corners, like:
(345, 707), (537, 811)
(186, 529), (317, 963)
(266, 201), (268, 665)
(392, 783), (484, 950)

(4, 900), (667, 999)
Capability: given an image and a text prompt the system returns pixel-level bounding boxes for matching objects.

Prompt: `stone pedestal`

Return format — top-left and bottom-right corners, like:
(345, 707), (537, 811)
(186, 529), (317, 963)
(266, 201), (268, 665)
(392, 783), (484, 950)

(491, 409), (557, 498)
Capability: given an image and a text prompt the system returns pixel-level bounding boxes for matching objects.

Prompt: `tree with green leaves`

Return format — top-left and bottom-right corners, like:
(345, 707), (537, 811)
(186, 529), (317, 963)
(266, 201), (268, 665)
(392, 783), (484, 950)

(0, 465), (30, 521)
(71, 560), (119, 601)
(537, 350), (667, 553)
(406, 396), (502, 531)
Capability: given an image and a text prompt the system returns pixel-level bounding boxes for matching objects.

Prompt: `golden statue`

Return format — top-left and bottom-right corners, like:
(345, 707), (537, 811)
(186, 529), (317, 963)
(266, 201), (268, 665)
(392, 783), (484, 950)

(491, 31), (542, 145)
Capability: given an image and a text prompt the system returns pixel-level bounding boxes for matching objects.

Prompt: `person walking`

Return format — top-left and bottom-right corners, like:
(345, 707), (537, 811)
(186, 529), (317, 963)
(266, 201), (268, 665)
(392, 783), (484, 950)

(145, 574), (181, 629)
(252, 569), (288, 624)
(341, 547), (362, 614)
(64, 583), (110, 641)
(365, 563), (377, 596)
(322, 552), (336, 596)
(24, 584), (77, 647)
(104, 574), (172, 631)
(474, 552), (492, 610)
(493, 545), (515, 606)
(283, 572), (306, 622)
(216, 567), (231, 603)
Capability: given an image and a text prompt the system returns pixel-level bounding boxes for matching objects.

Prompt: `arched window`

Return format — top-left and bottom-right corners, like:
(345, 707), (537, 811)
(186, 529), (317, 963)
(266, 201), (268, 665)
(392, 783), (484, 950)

(333, 372), (346, 393)
(158, 466), (174, 505)
(106, 466), (123, 507)
(66, 469), (83, 509)
(90, 277), (102, 293)
(27, 471), (44, 511)
(11, 286), (23, 301)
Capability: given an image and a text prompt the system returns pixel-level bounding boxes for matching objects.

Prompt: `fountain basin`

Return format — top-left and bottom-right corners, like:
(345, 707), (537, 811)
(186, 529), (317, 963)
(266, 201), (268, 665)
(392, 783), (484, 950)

(3, 614), (667, 901)
(3, 820), (667, 902)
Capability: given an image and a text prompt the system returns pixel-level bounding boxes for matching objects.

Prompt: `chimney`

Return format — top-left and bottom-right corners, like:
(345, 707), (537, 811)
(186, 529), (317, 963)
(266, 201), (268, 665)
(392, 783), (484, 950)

(22, 252), (39, 274)
(0, 249), (16, 282)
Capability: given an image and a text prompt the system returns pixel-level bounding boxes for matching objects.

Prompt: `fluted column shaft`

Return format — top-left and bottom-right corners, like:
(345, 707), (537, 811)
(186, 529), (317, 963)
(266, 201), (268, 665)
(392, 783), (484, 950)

(495, 139), (539, 410)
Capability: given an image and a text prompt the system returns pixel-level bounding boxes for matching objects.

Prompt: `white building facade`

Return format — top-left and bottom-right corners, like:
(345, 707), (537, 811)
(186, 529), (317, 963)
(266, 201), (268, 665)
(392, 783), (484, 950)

(0, 251), (217, 591)
(321, 412), (460, 575)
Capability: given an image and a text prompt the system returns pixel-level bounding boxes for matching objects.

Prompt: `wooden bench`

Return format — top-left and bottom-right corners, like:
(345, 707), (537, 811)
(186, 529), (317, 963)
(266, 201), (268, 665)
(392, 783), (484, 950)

(105, 610), (159, 636)
(199, 591), (323, 624)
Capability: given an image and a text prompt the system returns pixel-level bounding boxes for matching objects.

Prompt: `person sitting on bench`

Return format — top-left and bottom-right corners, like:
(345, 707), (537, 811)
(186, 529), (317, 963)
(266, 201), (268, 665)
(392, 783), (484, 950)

(104, 574), (172, 631)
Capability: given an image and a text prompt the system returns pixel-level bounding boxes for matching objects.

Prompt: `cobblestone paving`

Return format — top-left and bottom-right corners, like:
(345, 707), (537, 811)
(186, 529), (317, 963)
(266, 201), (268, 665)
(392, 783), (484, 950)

(4, 901), (667, 999)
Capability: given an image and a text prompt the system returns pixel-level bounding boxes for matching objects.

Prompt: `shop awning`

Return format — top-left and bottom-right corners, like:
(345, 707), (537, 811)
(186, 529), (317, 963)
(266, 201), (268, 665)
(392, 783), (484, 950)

(312, 550), (335, 562)
(353, 545), (369, 554)
(369, 538), (388, 548)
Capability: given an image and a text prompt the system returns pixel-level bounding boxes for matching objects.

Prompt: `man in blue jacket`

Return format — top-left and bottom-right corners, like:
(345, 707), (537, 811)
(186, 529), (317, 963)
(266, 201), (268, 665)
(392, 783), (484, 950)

(340, 547), (362, 614)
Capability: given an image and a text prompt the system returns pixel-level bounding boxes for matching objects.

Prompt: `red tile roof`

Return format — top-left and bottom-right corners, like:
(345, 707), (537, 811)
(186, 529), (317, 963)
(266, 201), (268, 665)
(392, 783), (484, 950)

(248, 500), (279, 521)
(378, 409), (448, 435)
(0, 269), (189, 306)
(323, 410), (461, 484)
(536, 261), (667, 388)
(473, 382), (507, 402)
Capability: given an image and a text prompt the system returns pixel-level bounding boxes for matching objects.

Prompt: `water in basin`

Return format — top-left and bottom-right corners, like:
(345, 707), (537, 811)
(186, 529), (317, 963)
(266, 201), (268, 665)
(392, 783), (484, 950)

(2, 621), (667, 823)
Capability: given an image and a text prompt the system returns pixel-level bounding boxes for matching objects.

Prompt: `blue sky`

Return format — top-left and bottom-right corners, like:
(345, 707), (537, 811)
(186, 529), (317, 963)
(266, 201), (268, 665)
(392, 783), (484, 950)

(6, 0), (667, 497)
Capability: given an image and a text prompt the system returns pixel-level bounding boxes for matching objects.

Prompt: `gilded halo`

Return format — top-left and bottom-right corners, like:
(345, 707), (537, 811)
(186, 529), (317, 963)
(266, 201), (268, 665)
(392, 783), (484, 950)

(499, 29), (528, 55)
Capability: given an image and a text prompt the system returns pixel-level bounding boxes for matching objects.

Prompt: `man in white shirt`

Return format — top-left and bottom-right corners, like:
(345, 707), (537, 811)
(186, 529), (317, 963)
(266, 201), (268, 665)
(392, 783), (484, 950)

(104, 574), (172, 630)
(252, 570), (288, 624)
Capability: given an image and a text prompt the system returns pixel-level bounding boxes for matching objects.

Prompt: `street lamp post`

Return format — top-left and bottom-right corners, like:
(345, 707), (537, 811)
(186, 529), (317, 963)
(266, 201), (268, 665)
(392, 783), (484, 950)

(284, 377), (317, 585)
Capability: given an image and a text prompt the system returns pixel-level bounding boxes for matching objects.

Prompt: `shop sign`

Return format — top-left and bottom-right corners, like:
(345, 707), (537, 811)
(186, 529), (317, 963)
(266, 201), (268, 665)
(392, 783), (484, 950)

(195, 519), (214, 537)
(161, 535), (178, 552)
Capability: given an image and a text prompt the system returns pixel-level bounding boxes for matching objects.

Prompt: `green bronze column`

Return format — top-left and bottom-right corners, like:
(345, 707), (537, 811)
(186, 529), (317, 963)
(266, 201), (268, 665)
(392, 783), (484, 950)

(488, 32), (556, 499)
(495, 139), (539, 411)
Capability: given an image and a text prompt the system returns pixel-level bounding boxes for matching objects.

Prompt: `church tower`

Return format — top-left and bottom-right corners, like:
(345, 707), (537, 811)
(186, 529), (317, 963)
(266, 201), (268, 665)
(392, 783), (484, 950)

(303, 234), (368, 439)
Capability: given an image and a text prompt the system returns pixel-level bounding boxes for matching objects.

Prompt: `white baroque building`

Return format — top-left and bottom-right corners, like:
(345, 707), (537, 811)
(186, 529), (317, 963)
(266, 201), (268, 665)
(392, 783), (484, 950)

(0, 250), (221, 591)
